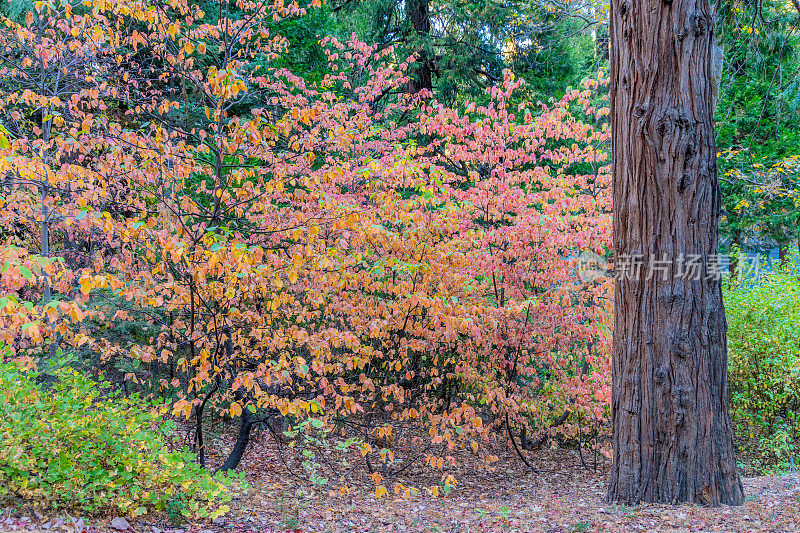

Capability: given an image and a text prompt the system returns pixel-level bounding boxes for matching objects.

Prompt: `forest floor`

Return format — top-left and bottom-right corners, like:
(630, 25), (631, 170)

(3, 432), (800, 533)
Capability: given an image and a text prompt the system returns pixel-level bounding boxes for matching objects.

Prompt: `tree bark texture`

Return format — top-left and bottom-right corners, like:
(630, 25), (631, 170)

(607, 0), (744, 505)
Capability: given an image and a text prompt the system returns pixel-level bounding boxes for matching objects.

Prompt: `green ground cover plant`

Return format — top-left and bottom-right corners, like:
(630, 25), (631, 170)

(0, 352), (239, 517)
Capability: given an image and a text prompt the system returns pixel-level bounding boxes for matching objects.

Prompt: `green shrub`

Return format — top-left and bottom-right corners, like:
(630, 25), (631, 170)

(0, 356), (236, 517)
(725, 252), (800, 473)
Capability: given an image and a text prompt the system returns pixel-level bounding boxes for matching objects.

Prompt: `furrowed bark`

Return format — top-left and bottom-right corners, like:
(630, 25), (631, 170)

(607, 0), (744, 506)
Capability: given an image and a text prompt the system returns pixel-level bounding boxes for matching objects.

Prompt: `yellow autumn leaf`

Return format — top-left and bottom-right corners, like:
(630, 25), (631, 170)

(79, 277), (92, 295)
(374, 485), (386, 498)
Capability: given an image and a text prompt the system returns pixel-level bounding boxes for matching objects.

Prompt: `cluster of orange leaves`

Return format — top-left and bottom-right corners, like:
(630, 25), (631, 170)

(0, 0), (613, 495)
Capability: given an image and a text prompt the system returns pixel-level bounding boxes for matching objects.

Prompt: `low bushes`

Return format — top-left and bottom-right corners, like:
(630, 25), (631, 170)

(0, 354), (237, 517)
(725, 252), (800, 473)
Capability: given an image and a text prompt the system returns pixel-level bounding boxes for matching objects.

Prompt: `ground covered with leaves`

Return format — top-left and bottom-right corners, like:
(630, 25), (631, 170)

(3, 433), (799, 533)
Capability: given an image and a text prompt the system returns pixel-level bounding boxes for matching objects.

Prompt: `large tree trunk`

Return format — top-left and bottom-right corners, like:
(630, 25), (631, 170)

(607, 0), (744, 506)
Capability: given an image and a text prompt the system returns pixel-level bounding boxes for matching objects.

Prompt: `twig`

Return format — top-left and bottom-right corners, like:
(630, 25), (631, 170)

(506, 413), (538, 474)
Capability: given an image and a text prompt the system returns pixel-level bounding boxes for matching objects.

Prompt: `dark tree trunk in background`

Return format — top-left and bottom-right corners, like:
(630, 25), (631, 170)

(405, 0), (433, 94)
(607, 0), (744, 506)
(596, 32), (610, 63)
(728, 230), (741, 275)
